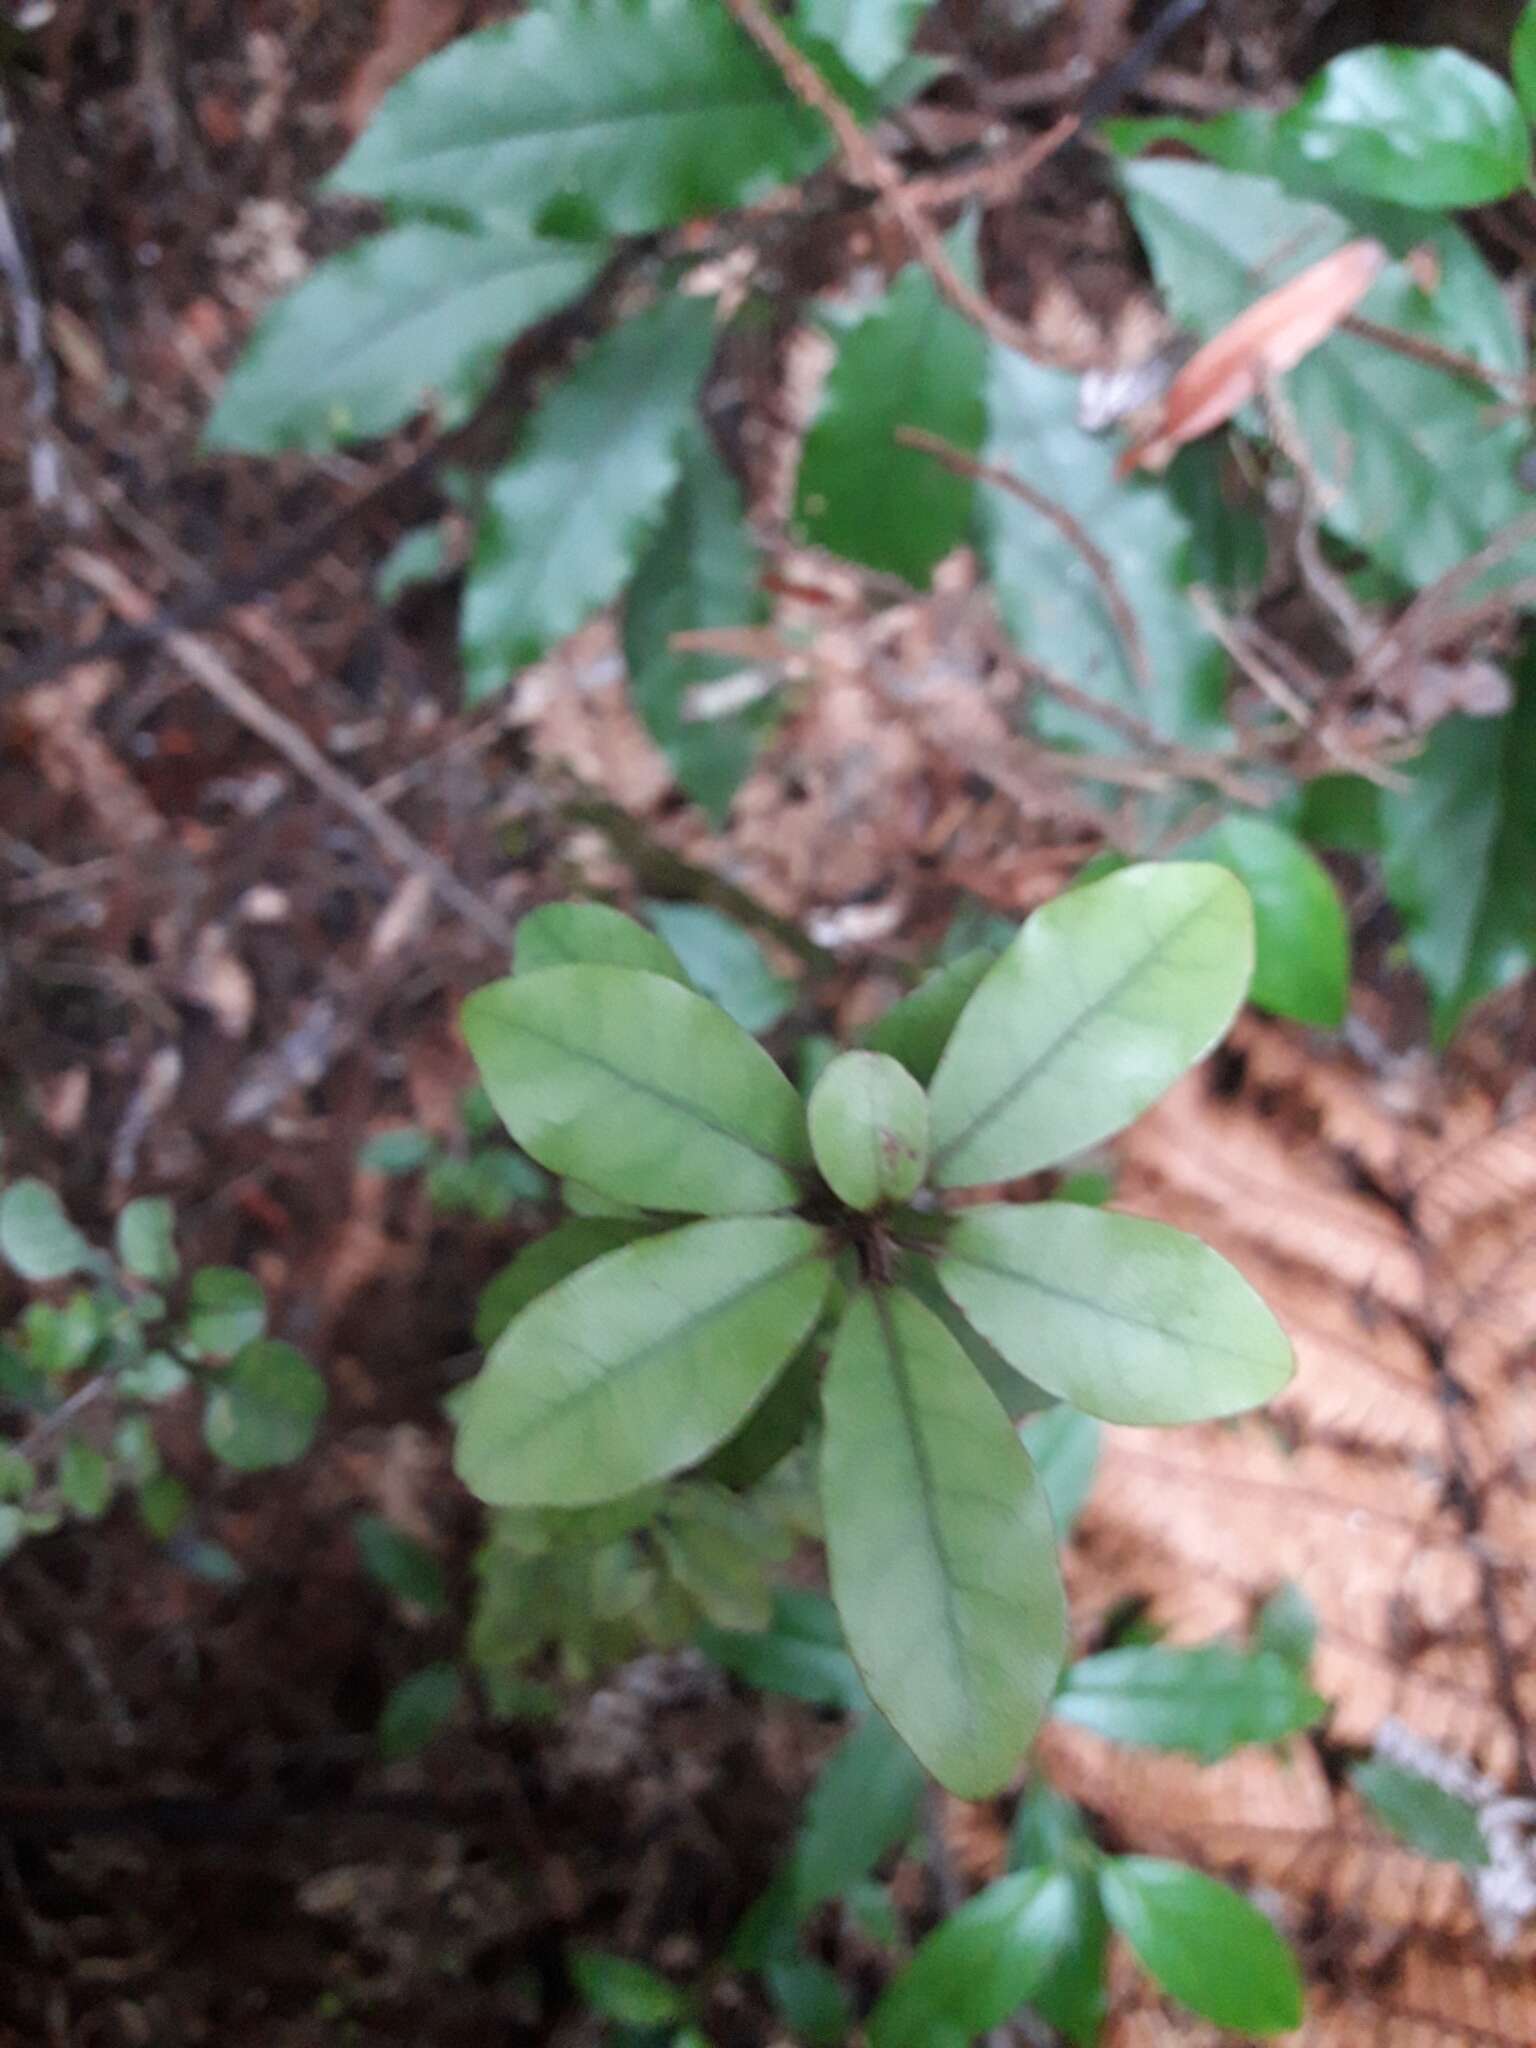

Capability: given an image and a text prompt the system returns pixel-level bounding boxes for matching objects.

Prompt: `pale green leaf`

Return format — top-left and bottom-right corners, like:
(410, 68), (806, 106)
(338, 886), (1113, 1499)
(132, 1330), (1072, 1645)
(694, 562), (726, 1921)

(807, 1052), (929, 1211)
(203, 1340), (325, 1470)
(183, 1267), (266, 1355)
(862, 947), (998, 1084)
(1380, 681), (1536, 1042)
(1256, 1581), (1318, 1673)
(375, 523), (449, 604)
(1180, 814), (1349, 1028)
(938, 1204), (1294, 1425)
(115, 1197), (179, 1285)
(927, 863), (1254, 1187)
(1277, 46), (1530, 207)
(462, 964), (812, 1214)
(796, 260), (985, 584)
(1100, 1857), (1303, 2035)
(330, 0), (847, 235)
(514, 902), (689, 983)
(474, 1218), (659, 1346)
(1054, 1645), (1324, 1759)
(205, 225), (601, 453)
(569, 1949), (688, 2026)
(0, 1180), (90, 1282)
(359, 1127), (435, 1176)
(898, 1255), (1057, 1419)
(821, 1287), (1066, 1797)
(1022, 1406), (1101, 1539)
(1351, 1759), (1489, 1867)
(461, 295), (715, 701)
(979, 348), (1226, 747)
(625, 421), (774, 823)
(870, 1869), (1076, 2048)
(454, 1217), (831, 1506)
(642, 902), (794, 1032)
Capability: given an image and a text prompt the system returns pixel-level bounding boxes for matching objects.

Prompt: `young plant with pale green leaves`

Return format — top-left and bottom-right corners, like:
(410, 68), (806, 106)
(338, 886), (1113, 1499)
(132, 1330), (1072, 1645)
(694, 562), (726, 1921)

(453, 864), (1294, 1795)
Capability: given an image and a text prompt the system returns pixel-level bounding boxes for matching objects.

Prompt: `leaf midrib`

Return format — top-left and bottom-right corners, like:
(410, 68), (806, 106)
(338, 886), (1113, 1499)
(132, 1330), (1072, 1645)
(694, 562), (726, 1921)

(488, 1001), (806, 1186)
(931, 891), (1219, 1178)
(940, 1236), (1266, 1364)
(869, 1291), (981, 1743)
(514, 1239), (822, 1449)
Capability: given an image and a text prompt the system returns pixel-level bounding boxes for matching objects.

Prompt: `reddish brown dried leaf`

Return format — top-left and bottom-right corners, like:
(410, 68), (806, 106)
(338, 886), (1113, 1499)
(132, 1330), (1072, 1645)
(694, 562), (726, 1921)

(1120, 239), (1387, 474)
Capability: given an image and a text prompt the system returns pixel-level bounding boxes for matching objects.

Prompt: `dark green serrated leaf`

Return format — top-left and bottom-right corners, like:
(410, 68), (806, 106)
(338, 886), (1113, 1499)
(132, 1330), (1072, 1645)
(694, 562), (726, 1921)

(1054, 1645), (1324, 1760)
(1100, 1857), (1303, 2035)
(1380, 681), (1536, 1042)
(205, 225), (601, 453)
(869, 1869), (1076, 2048)
(980, 348), (1226, 747)
(821, 1287), (1066, 1796)
(355, 1514), (450, 1616)
(330, 0), (850, 235)
(455, 1218), (831, 1506)
(1121, 159), (1536, 592)
(862, 947), (998, 1084)
(1022, 1406), (1101, 1540)
(378, 1663), (463, 1760)
(1277, 46), (1530, 207)
(807, 1052), (929, 1211)
(1351, 1758), (1489, 1867)
(939, 1204), (1293, 1426)
(514, 902), (690, 982)
(474, 1218), (659, 1347)
(463, 964), (811, 1214)
(927, 863), (1254, 1188)
(203, 1340), (325, 1471)
(461, 295), (715, 702)
(0, 1180), (90, 1282)
(626, 422), (774, 823)
(796, 260), (985, 584)
(699, 1587), (865, 1711)
(643, 903), (794, 1033)
(115, 1197), (178, 1284)
(1180, 814), (1349, 1028)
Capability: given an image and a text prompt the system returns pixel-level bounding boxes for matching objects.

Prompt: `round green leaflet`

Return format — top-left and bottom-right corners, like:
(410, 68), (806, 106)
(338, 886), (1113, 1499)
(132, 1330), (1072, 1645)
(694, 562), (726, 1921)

(203, 1340), (326, 1471)
(820, 1286), (1066, 1798)
(927, 863), (1253, 1188)
(462, 964), (812, 1215)
(808, 1051), (930, 1212)
(454, 1217), (832, 1507)
(937, 1203), (1293, 1425)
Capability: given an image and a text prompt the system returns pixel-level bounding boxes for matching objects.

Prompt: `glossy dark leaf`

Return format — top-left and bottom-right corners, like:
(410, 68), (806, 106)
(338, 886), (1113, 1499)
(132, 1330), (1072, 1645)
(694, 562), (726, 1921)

(1181, 813), (1350, 1028)
(1380, 681), (1536, 1041)
(205, 226), (601, 453)
(461, 295), (715, 701)
(625, 422), (774, 823)
(330, 0), (849, 234)
(642, 903), (794, 1033)
(203, 1340), (325, 1471)
(568, 1948), (688, 2025)
(354, 1514), (450, 1616)
(1100, 1856), (1303, 2035)
(796, 260), (985, 585)
(790, 1709), (926, 1916)
(378, 1663), (463, 1759)
(1277, 46), (1530, 207)
(1054, 1645), (1325, 1760)
(869, 1869), (1077, 2048)
(862, 948), (998, 1084)
(1517, 4), (1536, 127)
(1351, 1759), (1489, 1867)
(698, 1587), (865, 1712)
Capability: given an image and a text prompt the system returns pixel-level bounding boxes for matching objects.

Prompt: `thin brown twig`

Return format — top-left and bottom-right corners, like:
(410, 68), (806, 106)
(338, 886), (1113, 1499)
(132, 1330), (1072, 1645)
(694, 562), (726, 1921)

(64, 551), (515, 951)
(1355, 511), (1536, 691)
(716, 0), (1069, 359)
(896, 426), (1155, 700)
(1342, 313), (1536, 405)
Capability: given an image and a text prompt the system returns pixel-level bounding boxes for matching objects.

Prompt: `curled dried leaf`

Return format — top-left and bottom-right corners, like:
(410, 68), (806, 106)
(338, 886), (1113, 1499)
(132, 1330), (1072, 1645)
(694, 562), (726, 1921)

(1120, 238), (1388, 474)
